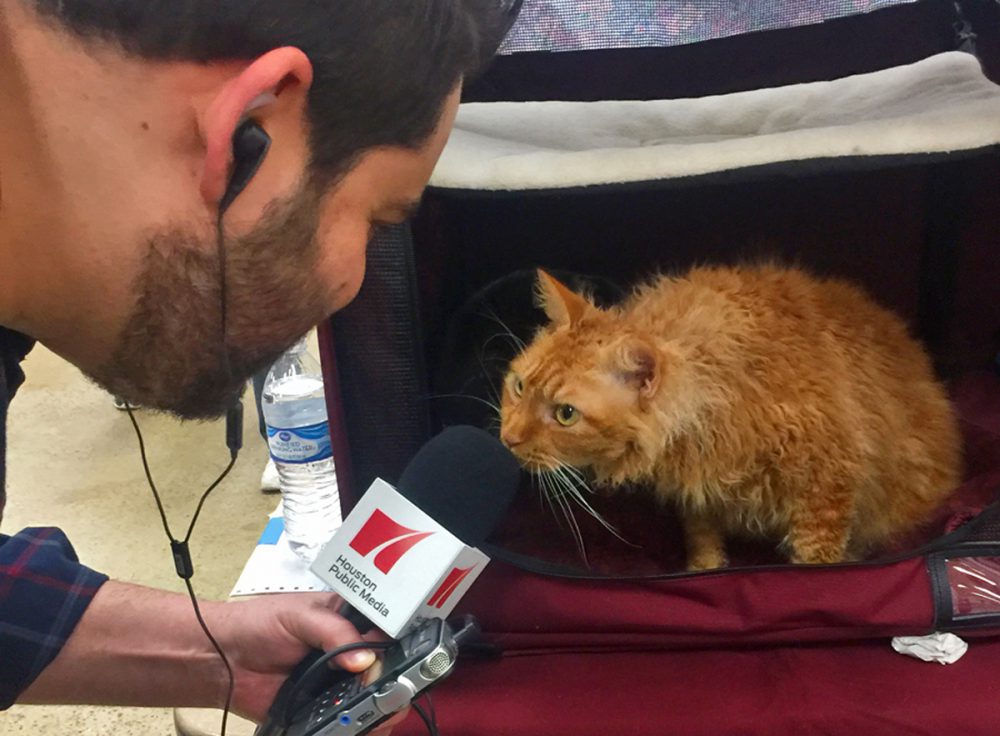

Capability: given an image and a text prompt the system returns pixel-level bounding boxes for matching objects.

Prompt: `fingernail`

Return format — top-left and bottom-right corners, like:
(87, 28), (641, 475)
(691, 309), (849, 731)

(349, 650), (376, 669)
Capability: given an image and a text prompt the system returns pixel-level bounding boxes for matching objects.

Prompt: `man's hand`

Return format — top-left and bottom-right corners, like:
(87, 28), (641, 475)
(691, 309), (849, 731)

(210, 592), (381, 722)
(21, 581), (406, 733)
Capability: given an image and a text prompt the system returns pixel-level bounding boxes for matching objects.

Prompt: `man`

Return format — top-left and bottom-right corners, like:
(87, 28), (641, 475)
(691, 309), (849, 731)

(0, 0), (502, 724)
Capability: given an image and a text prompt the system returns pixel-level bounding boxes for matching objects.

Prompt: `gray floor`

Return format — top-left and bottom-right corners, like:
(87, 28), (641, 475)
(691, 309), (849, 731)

(2, 345), (279, 734)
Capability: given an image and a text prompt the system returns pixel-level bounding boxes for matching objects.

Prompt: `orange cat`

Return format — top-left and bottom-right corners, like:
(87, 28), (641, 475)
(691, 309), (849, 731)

(499, 266), (961, 569)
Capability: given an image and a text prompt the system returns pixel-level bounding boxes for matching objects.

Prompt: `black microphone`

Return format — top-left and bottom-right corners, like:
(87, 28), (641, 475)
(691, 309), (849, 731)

(333, 425), (521, 634)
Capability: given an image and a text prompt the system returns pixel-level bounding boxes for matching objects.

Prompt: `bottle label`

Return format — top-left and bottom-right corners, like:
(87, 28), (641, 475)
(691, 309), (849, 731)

(267, 421), (333, 464)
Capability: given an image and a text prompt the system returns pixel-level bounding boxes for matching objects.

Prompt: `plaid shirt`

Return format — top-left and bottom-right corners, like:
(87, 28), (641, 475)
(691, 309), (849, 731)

(0, 528), (108, 708)
(0, 328), (109, 709)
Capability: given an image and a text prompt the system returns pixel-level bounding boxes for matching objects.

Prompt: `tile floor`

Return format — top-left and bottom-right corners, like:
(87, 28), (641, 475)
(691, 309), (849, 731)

(2, 345), (280, 734)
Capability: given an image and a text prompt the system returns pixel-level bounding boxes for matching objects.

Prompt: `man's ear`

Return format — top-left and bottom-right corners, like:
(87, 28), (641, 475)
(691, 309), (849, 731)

(535, 269), (591, 326)
(615, 337), (661, 399)
(198, 47), (314, 211)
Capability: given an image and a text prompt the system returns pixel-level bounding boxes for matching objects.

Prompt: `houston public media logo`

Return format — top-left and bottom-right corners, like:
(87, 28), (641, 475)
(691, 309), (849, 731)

(330, 509), (476, 614)
(327, 509), (436, 619)
(426, 565), (475, 609)
(349, 509), (435, 573)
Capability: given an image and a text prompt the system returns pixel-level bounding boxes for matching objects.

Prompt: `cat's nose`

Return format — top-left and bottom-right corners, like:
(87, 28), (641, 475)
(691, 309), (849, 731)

(501, 428), (524, 448)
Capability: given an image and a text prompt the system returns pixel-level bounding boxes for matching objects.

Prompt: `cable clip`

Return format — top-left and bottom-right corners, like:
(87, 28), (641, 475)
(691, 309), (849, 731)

(171, 540), (195, 579)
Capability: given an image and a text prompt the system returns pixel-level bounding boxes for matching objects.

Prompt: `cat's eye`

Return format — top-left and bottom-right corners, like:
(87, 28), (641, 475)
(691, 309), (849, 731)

(511, 375), (524, 398)
(555, 404), (580, 427)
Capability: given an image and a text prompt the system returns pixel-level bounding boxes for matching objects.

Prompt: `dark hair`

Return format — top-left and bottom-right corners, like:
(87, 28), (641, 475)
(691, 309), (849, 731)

(28, 1), (507, 181)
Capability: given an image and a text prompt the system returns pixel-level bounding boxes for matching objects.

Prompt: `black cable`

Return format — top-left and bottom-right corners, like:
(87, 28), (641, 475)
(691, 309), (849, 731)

(128, 203), (240, 731)
(183, 576), (236, 736)
(126, 138), (246, 735)
(124, 405), (173, 542)
(281, 641), (395, 727)
(125, 405), (238, 735)
(215, 216), (235, 384)
(424, 693), (437, 726)
(184, 452), (238, 543)
(413, 700), (440, 736)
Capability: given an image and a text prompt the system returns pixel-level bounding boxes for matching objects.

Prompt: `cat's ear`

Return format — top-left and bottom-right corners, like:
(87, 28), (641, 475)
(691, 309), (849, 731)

(616, 338), (660, 399)
(535, 269), (589, 326)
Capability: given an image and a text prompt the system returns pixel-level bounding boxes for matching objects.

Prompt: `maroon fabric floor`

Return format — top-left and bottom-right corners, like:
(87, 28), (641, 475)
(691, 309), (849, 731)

(398, 637), (1000, 736)
(395, 372), (1000, 736)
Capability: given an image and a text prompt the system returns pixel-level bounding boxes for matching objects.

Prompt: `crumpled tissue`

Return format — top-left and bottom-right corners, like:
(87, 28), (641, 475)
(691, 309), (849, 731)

(891, 632), (968, 664)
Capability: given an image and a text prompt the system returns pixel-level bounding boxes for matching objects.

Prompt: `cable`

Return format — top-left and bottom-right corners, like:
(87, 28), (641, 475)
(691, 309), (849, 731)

(214, 217), (235, 386)
(125, 405), (238, 735)
(127, 204), (242, 733)
(125, 168), (244, 736)
(126, 135), (247, 735)
(183, 577), (236, 736)
(424, 692), (437, 726)
(281, 641), (395, 727)
(184, 452), (238, 542)
(413, 700), (440, 736)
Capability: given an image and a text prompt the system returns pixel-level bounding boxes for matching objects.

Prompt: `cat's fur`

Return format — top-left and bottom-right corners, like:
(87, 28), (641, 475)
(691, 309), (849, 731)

(499, 265), (961, 569)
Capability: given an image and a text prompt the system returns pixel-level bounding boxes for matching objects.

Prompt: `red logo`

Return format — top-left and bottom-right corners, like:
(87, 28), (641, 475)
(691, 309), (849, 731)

(349, 509), (434, 574)
(427, 566), (475, 609)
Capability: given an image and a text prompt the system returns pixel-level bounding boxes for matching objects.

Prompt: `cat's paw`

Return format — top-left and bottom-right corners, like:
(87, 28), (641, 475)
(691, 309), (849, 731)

(686, 551), (728, 572)
(789, 545), (846, 565)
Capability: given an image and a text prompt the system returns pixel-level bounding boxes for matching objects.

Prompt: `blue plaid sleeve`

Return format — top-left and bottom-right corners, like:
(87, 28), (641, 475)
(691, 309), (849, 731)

(0, 527), (108, 709)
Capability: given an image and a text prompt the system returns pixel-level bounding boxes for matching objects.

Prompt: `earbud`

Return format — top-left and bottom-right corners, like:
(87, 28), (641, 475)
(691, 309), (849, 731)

(219, 118), (272, 216)
(215, 118), (269, 442)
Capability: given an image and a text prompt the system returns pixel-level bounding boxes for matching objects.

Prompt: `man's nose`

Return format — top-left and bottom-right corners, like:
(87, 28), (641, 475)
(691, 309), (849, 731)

(315, 231), (369, 314)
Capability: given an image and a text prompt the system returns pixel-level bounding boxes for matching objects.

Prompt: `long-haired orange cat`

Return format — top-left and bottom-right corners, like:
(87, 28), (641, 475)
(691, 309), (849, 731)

(499, 266), (961, 569)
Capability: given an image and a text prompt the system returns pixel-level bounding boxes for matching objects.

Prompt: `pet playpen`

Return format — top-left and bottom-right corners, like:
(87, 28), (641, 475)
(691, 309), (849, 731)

(314, 2), (1000, 733)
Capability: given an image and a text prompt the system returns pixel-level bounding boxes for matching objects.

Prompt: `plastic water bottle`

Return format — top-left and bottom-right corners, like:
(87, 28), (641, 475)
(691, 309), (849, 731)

(261, 338), (342, 563)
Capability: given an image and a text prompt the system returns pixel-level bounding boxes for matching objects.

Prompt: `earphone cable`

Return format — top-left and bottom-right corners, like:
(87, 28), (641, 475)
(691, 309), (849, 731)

(215, 216), (235, 385)
(184, 453), (238, 543)
(184, 574), (236, 736)
(125, 405), (237, 736)
(124, 208), (241, 734)
(125, 405), (174, 542)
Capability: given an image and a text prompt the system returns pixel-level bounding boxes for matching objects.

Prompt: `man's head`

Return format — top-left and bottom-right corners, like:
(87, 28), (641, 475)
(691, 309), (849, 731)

(0, 1), (504, 417)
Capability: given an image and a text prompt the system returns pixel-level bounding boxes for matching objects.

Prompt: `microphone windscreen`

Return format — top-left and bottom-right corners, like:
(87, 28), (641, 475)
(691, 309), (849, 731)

(396, 426), (521, 547)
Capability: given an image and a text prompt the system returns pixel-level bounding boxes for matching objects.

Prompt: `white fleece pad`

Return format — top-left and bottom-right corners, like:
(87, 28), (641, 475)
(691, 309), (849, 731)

(430, 52), (1000, 191)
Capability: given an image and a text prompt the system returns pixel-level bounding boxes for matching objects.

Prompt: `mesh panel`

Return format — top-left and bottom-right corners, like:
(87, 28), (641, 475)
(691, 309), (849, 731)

(962, 503), (1000, 544)
(500, 0), (921, 54)
(330, 225), (432, 499)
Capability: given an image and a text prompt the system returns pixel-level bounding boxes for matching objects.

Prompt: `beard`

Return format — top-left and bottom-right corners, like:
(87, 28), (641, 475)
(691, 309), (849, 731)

(88, 182), (331, 419)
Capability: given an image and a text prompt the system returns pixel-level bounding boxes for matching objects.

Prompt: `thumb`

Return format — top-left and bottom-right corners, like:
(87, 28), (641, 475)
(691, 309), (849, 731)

(285, 596), (377, 672)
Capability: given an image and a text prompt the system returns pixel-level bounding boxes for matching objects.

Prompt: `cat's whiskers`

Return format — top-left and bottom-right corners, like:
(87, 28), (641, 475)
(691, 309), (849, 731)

(526, 456), (592, 564)
(535, 468), (553, 515)
(482, 309), (527, 352)
(550, 465), (638, 548)
(482, 331), (525, 356)
(541, 470), (588, 565)
(428, 392), (502, 419)
(559, 463), (589, 487)
(530, 466), (554, 515)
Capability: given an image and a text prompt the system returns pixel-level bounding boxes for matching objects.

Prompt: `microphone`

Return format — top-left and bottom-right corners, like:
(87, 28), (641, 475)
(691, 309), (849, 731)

(311, 425), (521, 637)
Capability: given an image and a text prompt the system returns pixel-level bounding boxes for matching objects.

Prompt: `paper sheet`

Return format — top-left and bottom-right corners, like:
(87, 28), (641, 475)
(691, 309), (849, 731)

(230, 503), (332, 596)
